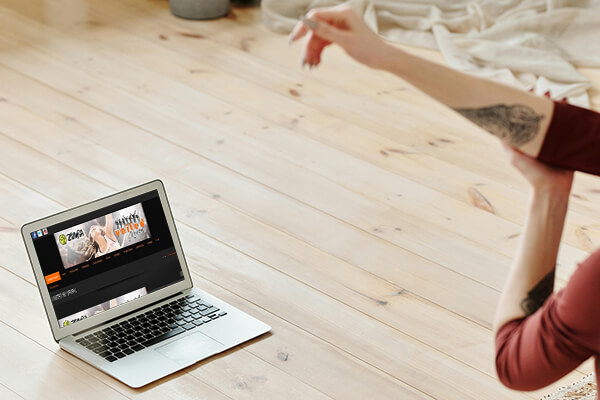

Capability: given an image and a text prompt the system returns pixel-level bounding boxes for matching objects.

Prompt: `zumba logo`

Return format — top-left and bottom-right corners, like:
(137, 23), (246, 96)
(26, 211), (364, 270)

(58, 229), (84, 245)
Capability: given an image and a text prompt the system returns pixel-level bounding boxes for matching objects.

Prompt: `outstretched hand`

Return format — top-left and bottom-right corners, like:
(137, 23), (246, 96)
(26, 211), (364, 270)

(502, 143), (573, 194)
(289, 5), (389, 70)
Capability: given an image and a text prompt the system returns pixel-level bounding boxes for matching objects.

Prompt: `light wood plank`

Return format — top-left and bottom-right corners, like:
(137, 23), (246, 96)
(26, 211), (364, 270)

(0, 1), (598, 398)
(0, 321), (130, 400)
(0, 142), (429, 398)
(0, 31), (592, 396)
(0, 21), (585, 345)
(0, 122), (527, 398)
(110, 0), (600, 217)
(0, 383), (24, 400)
(0, 54), (502, 324)
(0, 3), (593, 292)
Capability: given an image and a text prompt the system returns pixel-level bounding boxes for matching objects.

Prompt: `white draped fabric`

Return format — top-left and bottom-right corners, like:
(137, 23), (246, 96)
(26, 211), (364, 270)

(262, 0), (600, 107)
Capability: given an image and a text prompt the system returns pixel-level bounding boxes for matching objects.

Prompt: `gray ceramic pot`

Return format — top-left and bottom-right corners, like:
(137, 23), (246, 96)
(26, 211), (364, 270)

(170, 0), (230, 20)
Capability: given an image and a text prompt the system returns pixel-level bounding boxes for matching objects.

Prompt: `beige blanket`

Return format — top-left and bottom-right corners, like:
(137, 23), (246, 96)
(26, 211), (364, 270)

(262, 0), (600, 108)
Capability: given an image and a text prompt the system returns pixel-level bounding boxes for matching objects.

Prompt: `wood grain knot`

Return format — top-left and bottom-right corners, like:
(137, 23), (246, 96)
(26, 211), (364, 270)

(467, 187), (495, 214)
(178, 32), (205, 39)
(575, 228), (595, 252)
(240, 37), (255, 52)
(572, 193), (588, 201)
(385, 148), (415, 155)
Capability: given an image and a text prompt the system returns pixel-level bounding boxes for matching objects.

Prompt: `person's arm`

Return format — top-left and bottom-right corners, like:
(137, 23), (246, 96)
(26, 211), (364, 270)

(381, 50), (553, 156)
(290, 6), (553, 157)
(105, 214), (117, 242)
(492, 192), (561, 329)
(493, 144), (573, 331)
(491, 146), (582, 391)
(495, 227), (600, 391)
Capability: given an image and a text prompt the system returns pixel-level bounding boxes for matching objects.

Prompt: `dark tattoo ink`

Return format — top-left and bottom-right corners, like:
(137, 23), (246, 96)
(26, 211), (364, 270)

(520, 269), (555, 316)
(453, 104), (544, 146)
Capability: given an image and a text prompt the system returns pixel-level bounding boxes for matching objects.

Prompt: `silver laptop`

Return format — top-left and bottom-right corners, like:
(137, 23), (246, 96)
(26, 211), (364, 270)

(21, 180), (271, 388)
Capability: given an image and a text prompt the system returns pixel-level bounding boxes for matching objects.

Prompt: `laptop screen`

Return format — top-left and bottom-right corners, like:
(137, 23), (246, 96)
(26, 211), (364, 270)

(30, 190), (184, 328)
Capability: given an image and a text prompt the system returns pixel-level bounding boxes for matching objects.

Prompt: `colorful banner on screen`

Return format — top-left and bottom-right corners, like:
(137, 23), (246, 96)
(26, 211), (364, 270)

(54, 203), (151, 269)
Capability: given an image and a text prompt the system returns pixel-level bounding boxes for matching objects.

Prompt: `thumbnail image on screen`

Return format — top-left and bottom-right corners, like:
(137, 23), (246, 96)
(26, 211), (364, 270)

(58, 287), (148, 328)
(53, 203), (151, 269)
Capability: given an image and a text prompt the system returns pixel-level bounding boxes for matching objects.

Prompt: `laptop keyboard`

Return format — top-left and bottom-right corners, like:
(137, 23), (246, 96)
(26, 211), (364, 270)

(75, 294), (227, 362)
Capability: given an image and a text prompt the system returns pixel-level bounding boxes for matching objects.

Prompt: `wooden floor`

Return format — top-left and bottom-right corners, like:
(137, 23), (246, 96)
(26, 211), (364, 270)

(1, 1), (600, 399)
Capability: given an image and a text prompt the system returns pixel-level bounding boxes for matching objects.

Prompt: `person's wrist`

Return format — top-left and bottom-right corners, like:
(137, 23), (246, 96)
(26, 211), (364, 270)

(373, 42), (403, 71)
(531, 183), (571, 203)
(532, 173), (573, 197)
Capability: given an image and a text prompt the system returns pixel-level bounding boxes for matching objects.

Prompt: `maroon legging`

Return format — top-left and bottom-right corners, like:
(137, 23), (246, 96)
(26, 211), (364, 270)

(537, 101), (600, 175)
(495, 101), (600, 391)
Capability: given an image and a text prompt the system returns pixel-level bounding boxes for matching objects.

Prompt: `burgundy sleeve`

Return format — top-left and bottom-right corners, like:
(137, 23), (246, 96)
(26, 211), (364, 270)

(537, 101), (600, 176)
(495, 249), (600, 391)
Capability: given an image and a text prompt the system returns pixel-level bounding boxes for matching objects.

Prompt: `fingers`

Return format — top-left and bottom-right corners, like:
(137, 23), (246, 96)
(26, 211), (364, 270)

(288, 21), (308, 44)
(502, 141), (540, 175)
(289, 16), (349, 46)
(500, 141), (512, 151)
(289, 5), (357, 69)
(304, 32), (330, 67)
(289, 20), (326, 68)
(297, 16), (351, 67)
(289, 5), (356, 44)
(501, 141), (525, 171)
(501, 141), (528, 159)
(310, 18), (351, 46)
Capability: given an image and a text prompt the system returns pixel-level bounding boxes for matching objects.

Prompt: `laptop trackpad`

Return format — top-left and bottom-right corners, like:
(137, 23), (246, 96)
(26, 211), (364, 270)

(156, 332), (223, 365)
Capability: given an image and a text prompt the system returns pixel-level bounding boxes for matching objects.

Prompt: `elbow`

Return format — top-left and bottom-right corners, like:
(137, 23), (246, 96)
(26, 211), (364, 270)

(495, 355), (520, 390)
(495, 350), (546, 392)
(495, 351), (516, 389)
(495, 319), (542, 391)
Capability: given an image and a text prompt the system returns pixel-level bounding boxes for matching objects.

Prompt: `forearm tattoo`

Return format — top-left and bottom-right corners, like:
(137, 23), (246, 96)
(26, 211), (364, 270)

(453, 104), (544, 146)
(520, 269), (555, 316)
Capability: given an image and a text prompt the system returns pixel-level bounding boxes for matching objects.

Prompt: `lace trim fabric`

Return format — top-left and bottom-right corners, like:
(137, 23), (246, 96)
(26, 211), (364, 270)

(542, 374), (596, 400)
